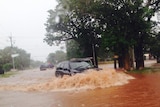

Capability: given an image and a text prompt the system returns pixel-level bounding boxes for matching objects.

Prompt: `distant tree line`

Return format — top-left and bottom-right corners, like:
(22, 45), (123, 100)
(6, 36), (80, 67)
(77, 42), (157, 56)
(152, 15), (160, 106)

(0, 47), (30, 71)
(47, 50), (66, 64)
(44, 0), (160, 70)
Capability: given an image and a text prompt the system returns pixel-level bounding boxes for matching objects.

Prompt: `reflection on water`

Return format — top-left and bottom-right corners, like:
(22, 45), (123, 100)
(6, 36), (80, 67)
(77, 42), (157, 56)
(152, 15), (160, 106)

(0, 68), (134, 91)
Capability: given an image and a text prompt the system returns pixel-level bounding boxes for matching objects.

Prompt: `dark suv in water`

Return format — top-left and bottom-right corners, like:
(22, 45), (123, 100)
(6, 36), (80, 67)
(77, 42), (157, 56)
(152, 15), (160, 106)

(55, 58), (101, 77)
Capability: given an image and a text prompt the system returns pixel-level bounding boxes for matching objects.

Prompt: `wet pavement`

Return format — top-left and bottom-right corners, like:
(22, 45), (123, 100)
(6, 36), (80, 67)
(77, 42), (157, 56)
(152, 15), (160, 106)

(0, 60), (160, 107)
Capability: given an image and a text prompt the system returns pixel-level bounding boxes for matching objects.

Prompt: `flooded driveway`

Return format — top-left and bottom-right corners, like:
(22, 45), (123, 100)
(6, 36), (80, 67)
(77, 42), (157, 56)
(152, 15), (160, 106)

(0, 61), (160, 107)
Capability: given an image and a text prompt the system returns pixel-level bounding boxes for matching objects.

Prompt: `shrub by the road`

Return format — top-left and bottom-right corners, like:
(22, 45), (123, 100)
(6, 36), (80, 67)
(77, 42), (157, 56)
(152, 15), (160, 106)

(3, 63), (12, 72)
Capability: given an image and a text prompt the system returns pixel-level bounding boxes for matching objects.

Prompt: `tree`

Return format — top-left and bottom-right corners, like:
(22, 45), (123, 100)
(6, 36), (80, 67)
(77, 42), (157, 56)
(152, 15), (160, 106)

(30, 60), (43, 68)
(45, 0), (159, 70)
(44, 0), (102, 67)
(93, 0), (156, 70)
(66, 40), (83, 59)
(0, 47), (12, 65)
(0, 47), (30, 70)
(14, 47), (30, 70)
(149, 32), (160, 63)
(145, 0), (160, 21)
(47, 50), (66, 64)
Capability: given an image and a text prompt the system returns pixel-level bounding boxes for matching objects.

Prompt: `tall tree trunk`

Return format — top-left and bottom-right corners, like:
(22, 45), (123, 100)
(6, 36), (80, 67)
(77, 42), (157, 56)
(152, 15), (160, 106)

(134, 43), (144, 70)
(156, 56), (160, 63)
(129, 47), (135, 70)
(123, 50), (131, 71)
(118, 49), (131, 70)
(83, 43), (98, 68)
(118, 55), (124, 68)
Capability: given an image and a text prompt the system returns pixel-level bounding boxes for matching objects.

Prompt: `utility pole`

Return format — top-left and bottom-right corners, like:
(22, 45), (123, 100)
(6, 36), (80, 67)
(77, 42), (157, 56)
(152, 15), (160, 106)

(92, 43), (98, 68)
(92, 44), (96, 67)
(9, 35), (15, 70)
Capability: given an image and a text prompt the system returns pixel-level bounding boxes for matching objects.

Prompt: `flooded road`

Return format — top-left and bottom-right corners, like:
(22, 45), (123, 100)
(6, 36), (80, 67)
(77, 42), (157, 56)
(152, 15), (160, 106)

(0, 61), (160, 107)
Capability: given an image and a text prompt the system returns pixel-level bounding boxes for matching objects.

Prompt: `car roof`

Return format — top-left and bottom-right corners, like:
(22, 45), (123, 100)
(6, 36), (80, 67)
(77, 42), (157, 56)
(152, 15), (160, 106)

(57, 61), (69, 65)
(70, 57), (93, 62)
(56, 58), (93, 67)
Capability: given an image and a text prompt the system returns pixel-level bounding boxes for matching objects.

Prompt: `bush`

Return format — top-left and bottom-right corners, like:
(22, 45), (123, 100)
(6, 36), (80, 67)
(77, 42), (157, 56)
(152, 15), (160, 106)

(3, 63), (13, 72)
(0, 65), (4, 74)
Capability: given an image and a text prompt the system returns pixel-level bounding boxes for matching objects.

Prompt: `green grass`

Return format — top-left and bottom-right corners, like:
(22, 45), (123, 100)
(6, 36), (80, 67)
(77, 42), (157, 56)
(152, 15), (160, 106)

(0, 71), (18, 78)
(128, 67), (160, 74)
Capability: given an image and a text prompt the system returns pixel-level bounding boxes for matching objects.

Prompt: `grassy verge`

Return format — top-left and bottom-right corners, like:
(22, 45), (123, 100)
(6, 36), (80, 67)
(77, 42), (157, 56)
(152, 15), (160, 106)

(0, 71), (18, 78)
(128, 67), (160, 74)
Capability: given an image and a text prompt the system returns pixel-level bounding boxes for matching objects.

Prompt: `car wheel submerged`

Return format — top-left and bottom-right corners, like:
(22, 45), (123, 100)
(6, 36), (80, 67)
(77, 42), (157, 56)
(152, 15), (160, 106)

(55, 71), (63, 78)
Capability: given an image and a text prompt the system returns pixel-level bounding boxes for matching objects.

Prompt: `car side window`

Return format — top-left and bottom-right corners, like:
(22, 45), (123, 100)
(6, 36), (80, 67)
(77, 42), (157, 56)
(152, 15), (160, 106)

(60, 63), (64, 68)
(57, 62), (63, 69)
(57, 63), (61, 68)
(63, 62), (69, 70)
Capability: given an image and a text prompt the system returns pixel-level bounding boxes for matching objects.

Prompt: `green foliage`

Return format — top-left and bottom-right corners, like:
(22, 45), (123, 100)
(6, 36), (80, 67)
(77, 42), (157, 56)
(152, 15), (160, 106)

(97, 46), (114, 61)
(14, 48), (30, 70)
(47, 50), (66, 64)
(0, 47), (30, 70)
(128, 67), (160, 74)
(98, 0), (151, 52)
(149, 32), (160, 59)
(45, 0), (159, 70)
(44, 0), (102, 58)
(0, 47), (12, 65)
(66, 40), (83, 59)
(94, 0), (154, 69)
(0, 64), (4, 74)
(3, 63), (12, 72)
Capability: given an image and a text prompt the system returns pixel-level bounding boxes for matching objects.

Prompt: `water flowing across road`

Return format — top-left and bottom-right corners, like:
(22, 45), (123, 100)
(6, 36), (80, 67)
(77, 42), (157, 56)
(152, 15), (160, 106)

(0, 61), (160, 107)
(0, 68), (134, 92)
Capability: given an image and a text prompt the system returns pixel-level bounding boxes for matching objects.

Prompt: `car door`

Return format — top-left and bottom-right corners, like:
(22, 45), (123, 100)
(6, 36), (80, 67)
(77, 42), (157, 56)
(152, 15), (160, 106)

(63, 62), (70, 75)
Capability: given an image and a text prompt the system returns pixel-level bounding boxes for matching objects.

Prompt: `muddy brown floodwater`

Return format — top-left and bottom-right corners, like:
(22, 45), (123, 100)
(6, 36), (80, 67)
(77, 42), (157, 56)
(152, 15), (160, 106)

(0, 63), (160, 107)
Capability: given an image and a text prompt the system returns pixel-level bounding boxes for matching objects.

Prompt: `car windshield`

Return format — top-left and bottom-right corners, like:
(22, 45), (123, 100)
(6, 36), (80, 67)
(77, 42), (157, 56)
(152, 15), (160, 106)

(70, 61), (93, 69)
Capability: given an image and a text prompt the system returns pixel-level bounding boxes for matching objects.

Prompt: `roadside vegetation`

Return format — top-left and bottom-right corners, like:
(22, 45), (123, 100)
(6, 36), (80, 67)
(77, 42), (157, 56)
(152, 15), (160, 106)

(44, 0), (160, 71)
(0, 47), (45, 73)
(0, 71), (18, 78)
(1, 0), (159, 73)
(0, 47), (30, 71)
(128, 63), (160, 74)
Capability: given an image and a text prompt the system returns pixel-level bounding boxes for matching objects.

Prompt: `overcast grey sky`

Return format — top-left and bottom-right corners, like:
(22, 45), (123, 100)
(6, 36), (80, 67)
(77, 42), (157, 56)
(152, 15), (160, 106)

(0, 0), (65, 62)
